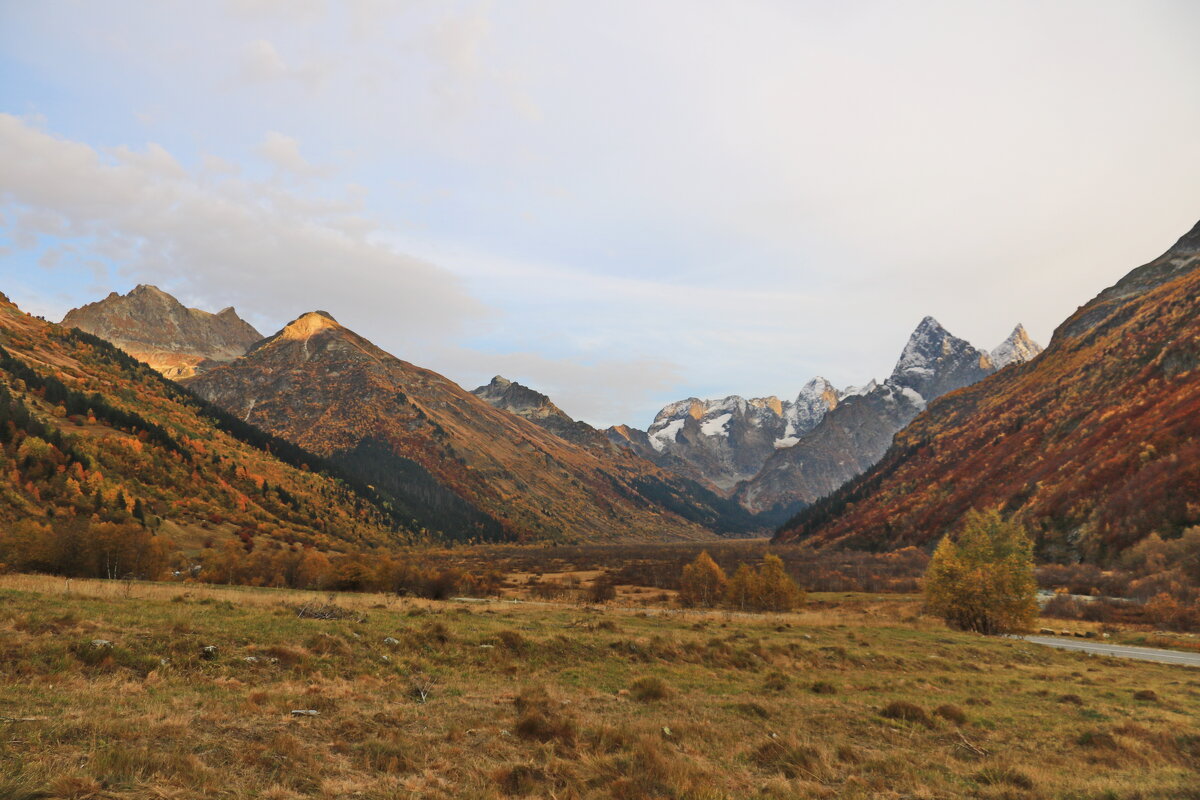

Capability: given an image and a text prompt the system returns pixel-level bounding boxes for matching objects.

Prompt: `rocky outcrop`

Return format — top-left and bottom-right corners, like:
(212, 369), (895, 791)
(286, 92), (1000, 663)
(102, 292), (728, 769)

(471, 376), (600, 447)
(62, 284), (261, 378)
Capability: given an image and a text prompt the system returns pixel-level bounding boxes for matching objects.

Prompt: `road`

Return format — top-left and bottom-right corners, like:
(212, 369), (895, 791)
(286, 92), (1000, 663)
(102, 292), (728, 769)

(1021, 635), (1200, 666)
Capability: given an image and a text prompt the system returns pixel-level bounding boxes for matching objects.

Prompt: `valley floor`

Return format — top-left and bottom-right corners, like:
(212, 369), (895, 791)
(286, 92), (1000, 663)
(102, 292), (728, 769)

(0, 574), (1197, 799)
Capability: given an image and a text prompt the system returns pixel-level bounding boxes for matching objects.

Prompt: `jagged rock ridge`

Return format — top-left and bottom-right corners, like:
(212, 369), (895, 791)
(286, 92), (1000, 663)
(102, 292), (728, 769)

(734, 317), (1035, 515)
(471, 376), (600, 447)
(605, 380), (842, 492)
(62, 284), (262, 378)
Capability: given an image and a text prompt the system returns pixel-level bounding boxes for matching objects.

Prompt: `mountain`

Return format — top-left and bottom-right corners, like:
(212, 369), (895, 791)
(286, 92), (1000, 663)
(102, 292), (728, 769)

(991, 324), (1043, 369)
(604, 379), (841, 491)
(62, 285), (262, 379)
(734, 317), (1038, 515)
(775, 219), (1200, 563)
(0, 290), (400, 555)
(471, 376), (599, 447)
(188, 311), (750, 543)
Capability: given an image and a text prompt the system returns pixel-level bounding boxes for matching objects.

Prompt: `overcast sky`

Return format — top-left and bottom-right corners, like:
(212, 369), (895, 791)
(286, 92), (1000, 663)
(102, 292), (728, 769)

(2, 1), (1198, 427)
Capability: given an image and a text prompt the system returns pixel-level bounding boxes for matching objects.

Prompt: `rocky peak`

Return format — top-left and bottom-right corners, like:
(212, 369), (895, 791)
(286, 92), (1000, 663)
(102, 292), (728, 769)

(888, 317), (992, 400)
(990, 324), (1043, 369)
(280, 311), (341, 340)
(473, 375), (560, 417)
(472, 375), (603, 447)
(61, 285), (262, 379)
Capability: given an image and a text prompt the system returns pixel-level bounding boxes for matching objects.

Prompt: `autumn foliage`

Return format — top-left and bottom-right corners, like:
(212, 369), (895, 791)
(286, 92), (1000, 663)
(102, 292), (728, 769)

(779, 225), (1200, 564)
(923, 508), (1038, 635)
(680, 551), (805, 612)
(678, 550), (727, 607)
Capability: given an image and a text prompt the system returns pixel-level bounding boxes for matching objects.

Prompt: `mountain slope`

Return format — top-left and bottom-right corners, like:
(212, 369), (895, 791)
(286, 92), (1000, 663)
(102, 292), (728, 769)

(62, 285), (262, 379)
(188, 312), (730, 543)
(0, 291), (399, 554)
(735, 317), (1034, 514)
(775, 219), (1200, 562)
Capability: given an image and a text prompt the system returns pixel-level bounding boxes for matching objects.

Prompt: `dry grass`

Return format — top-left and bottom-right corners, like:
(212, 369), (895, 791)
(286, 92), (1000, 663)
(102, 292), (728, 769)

(0, 572), (1197, 799)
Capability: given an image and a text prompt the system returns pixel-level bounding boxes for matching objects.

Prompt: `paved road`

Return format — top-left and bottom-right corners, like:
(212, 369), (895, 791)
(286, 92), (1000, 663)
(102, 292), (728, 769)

(1021, 635), (1200, 666)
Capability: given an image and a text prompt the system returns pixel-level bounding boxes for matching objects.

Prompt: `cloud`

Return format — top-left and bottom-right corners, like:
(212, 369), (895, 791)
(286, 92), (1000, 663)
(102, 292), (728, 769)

(0, 113), (685, 425)
(237, 38), (330, 91)
(240, 39), (289, 82)
(0, 113), (480, 347)
(257, 131), (324, 176)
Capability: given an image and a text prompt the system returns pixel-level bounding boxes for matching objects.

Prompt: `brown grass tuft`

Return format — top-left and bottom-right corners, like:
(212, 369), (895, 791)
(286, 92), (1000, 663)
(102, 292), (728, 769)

(628, 675), (672, 702)
(934, 704), (967, 725)
(880, 700), (933, 727)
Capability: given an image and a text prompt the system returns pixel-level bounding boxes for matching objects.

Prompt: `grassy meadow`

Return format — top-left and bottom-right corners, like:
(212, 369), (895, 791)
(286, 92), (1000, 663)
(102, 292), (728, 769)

(0, 573), (1197, 800)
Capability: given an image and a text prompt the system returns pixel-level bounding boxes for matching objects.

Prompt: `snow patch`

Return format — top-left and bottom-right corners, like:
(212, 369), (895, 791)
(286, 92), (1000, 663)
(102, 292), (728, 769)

(700, 413), (733, 437)
(648, 418), (686, 451)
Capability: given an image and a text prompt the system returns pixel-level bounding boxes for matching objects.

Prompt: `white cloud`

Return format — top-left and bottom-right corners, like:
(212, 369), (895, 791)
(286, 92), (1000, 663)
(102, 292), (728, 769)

(257, 131), (323, 176)
(0, 113), (478, 344)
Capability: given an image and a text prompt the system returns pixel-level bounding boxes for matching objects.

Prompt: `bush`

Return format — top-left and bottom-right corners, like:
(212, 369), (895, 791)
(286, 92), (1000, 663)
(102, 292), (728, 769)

(924, 508), (1038, 635)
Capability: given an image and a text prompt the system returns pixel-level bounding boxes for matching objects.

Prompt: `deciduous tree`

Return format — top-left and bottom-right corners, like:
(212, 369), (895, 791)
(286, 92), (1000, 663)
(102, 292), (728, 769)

(924, 508), (1038, 635)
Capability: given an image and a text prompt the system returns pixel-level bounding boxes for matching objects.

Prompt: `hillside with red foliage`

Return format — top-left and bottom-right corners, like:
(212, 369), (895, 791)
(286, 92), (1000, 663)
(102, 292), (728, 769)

(775, 219), (1200, 563)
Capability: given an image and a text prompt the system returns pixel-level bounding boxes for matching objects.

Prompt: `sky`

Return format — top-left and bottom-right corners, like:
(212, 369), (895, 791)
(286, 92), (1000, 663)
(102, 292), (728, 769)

(1, 1), (1198, 428)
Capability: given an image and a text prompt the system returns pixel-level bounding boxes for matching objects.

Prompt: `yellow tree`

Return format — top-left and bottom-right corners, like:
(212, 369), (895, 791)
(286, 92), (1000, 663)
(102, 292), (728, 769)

(723, 563), (759, 612)
(924, 508), (1038, 635)
(678, 550), (728, 607)
(756, 554), (805, 612)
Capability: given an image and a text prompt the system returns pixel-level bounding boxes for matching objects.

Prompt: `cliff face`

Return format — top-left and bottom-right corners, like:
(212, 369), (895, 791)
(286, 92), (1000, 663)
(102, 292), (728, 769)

(62, 285), (262, 378)
(775, 219), (1200, 563)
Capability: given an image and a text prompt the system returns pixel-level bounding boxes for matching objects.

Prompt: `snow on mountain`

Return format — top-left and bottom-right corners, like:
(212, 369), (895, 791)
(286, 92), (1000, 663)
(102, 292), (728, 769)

(990, 324), (1043, 369)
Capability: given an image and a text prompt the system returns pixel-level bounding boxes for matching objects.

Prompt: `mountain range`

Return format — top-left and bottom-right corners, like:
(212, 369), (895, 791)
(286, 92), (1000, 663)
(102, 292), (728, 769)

(776, 219), (1200, 563)
(53, 284), (1045, 540)
(182, 311), (763, 542)
(606, 320), (1042, 519)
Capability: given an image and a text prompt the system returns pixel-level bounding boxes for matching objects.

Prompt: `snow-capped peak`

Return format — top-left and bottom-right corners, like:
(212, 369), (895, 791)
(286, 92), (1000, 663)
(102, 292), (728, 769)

(990, 324), (1043, 369)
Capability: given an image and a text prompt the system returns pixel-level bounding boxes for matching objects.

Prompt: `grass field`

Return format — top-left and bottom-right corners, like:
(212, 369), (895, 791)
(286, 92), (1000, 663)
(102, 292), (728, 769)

(0, 574), (1197, 799)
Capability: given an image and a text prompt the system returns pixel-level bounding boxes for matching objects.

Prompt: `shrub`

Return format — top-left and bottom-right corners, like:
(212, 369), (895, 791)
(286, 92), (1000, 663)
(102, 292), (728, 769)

(924, 508), (1038, 635)
(810, 681), (838, 695)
